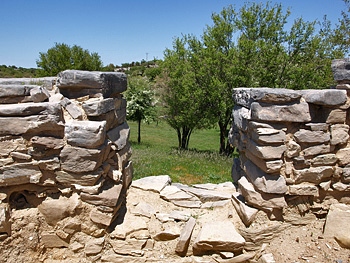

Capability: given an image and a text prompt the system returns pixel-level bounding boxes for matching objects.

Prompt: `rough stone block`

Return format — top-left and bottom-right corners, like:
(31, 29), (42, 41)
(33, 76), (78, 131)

(60, 144), (107, 173)
(294, 129), (330, 144)
(82, 98), (116, 116)
(336, 148), (350, 166)
(175, 217), (196, 256)
(0, 163), (42, 186)
(231, 193), (258, 227)
(330, 124), (349, 145)
(293, 166), (333, 184)
(80, 184), (123, 207)
(247, 139), (286, 160)
(65, 120), (106, 148)
(107, 122), (130, 150)
(55, 169), (103, 186)
(250, 101), (311, 123)
(288, 183), (319, 196)
(57, 70), (127, 98)
(301, 89), (347, 106)
(193, 221), (245, 253)
(332, 58), (350, 83)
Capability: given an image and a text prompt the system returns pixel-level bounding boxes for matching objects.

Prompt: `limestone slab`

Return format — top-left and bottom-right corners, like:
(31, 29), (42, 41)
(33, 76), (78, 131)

(336, 148), (350, 166)
(301, 89), (347, 106)
(288, 183), (319, 196)
(332, 58), (350, 82)
(107, 122), (130, 150)
(132, 175), (171, 193)
(231, 193), (258, 227)
(80, 184), (123, 207)
(243, 160), (287, 194)
(303, 144), (334, 157)
(55, 169), (103, 186)
(41, 232), (69, 248)
(330, 124), (349, 145)
(82, 98), (116, 116)
(57, 70), (127, 98)
(65, 120), (106, 148)
(175, 217), (196, 256)
(193, 221), (245, 253)
(294, 129), (330, 144)
(324, 204), (350, 242)
(0, 162), (42, 186)
(238, 177), (287, 210)
(109, 238), (146, 256)
(60, 144), (106, 173)
(250, 101), (311, 123)
(293, 166), (333, 184)
(247, 139), (286, 160)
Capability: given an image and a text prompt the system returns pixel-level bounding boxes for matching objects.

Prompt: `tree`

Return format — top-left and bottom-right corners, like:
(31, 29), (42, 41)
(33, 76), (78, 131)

(160, 2), (349, 154)
(160, 37), (213, 150)
(124, 76), (157, 144)
(36, 43), (103, 76)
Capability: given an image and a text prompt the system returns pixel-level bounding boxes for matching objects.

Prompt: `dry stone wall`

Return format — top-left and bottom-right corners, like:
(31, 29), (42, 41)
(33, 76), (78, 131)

(229, 58), (350, 217)
(0, 70), (132, 240)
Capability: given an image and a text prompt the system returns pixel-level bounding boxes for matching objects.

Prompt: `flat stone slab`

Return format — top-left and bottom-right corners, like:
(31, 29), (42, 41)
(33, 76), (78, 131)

(324, 204), (350, 245)
(193, 221), (245, 253)
(57, 70), (127, 98)
(301, 89), (347, 106)
(175, 217), (196, 256)
(132, 175), (171, 193)
(332, 58), (350, 82)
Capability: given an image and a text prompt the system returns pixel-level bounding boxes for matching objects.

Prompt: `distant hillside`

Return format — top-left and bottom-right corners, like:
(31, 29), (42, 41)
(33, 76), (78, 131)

(0, 65), (39, 78)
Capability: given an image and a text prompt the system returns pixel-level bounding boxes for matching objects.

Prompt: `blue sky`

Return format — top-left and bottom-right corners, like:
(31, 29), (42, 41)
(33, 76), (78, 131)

(0, 0), (347, 68)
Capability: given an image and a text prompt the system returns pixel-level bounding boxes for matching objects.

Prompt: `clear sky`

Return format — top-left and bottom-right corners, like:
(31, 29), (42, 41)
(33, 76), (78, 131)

(0, 0), (346, 68)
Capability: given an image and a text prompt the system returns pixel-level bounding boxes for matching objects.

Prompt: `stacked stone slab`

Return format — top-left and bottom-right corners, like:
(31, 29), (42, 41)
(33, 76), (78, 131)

(0, 70), (132, 241)
(229, 59), (350, 216)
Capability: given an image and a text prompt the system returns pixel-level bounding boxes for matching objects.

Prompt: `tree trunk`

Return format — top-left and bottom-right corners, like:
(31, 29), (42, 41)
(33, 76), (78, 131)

(137, 118), (141, 144)
(177, 126), (193, 150)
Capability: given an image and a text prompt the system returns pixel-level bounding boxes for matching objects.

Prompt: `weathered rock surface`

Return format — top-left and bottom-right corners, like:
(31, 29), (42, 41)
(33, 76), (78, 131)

(132, 175), (172, 193)
(57, 70), (127, 98)
(193, 221), (245, 253)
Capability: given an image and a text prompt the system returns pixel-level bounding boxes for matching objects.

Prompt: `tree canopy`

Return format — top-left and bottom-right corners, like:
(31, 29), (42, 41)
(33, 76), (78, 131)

(36, 43), (103, 76)
(124, 76), (157, 144)
(159, 2), (349, 153)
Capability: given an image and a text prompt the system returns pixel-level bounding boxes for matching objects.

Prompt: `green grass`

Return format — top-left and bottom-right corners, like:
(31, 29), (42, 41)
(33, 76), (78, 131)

(128, 121), (233, 185)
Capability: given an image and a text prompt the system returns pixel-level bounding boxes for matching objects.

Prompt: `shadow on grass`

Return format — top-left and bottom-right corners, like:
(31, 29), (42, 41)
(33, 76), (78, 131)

(129, 140), (152, 148)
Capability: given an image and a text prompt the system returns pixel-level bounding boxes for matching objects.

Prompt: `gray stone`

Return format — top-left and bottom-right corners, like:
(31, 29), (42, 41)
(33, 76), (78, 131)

(0, 84), (36, 98)
(0, 163), (42, 186)
(305, 123), (329, 131)
(175, 217), (196, 256)
(38, 193), (81, 225)
(250, 101), (311, 122)
(0, 101), (61, 117)
(60, 144), (107, 173)
(30, 136), (64, 149)
(232, 157), (244, 183)
(242, 160), (287, 194)
(65, 120), (106, 148)
(193, 221), (245, 253)
(342, 166), (350, 183)
(247, 139), (286, 160)
(57, 70), (127, 98)
(293, 166), (333, 184)
(132, 175), (171, 193)
(301, 89), (347, 106)
(60, 97), (83, 119)
(29, 86), (50, 102)
(153, 224), (181, 241)
(233, 105), (250, 131)
(251, 127), (286, 145)
(233, 88), (301, 107)
(107, 122), (130, 150)
(303, 144), (334, 157)
(41, 232), (69, 248)
(82, 98), (116, 116)
(0, 136), (26, 157)
(123, 161), (133, 189)
(330, 124), (349, 145)
(332, 58), (350, 83)
(55, 169), (103, 186)
(288, 183), (319, 196)
(231, 193), (258, 227)
(294, 129), (330, 144)
(245, 150), (283, 174)
(311, 154), (338, 166)
(80, 184), (123, 207)
(238, 176), (287, 210)
(0, 77), (55, 89)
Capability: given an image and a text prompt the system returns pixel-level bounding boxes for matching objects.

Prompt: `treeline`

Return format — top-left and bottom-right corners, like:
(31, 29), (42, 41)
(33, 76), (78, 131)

(0, 65), (39, 78)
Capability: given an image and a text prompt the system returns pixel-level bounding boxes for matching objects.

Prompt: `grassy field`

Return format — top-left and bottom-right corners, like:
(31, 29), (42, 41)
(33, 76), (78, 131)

(128, 121), (234, 185)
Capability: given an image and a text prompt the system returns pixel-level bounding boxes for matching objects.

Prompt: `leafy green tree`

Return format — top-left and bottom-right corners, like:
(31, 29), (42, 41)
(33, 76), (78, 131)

(160, 37), (213, 150)
(124, 76), (157, 144)
(36, 43), (103, 76)
(160, 2), (349, 154)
